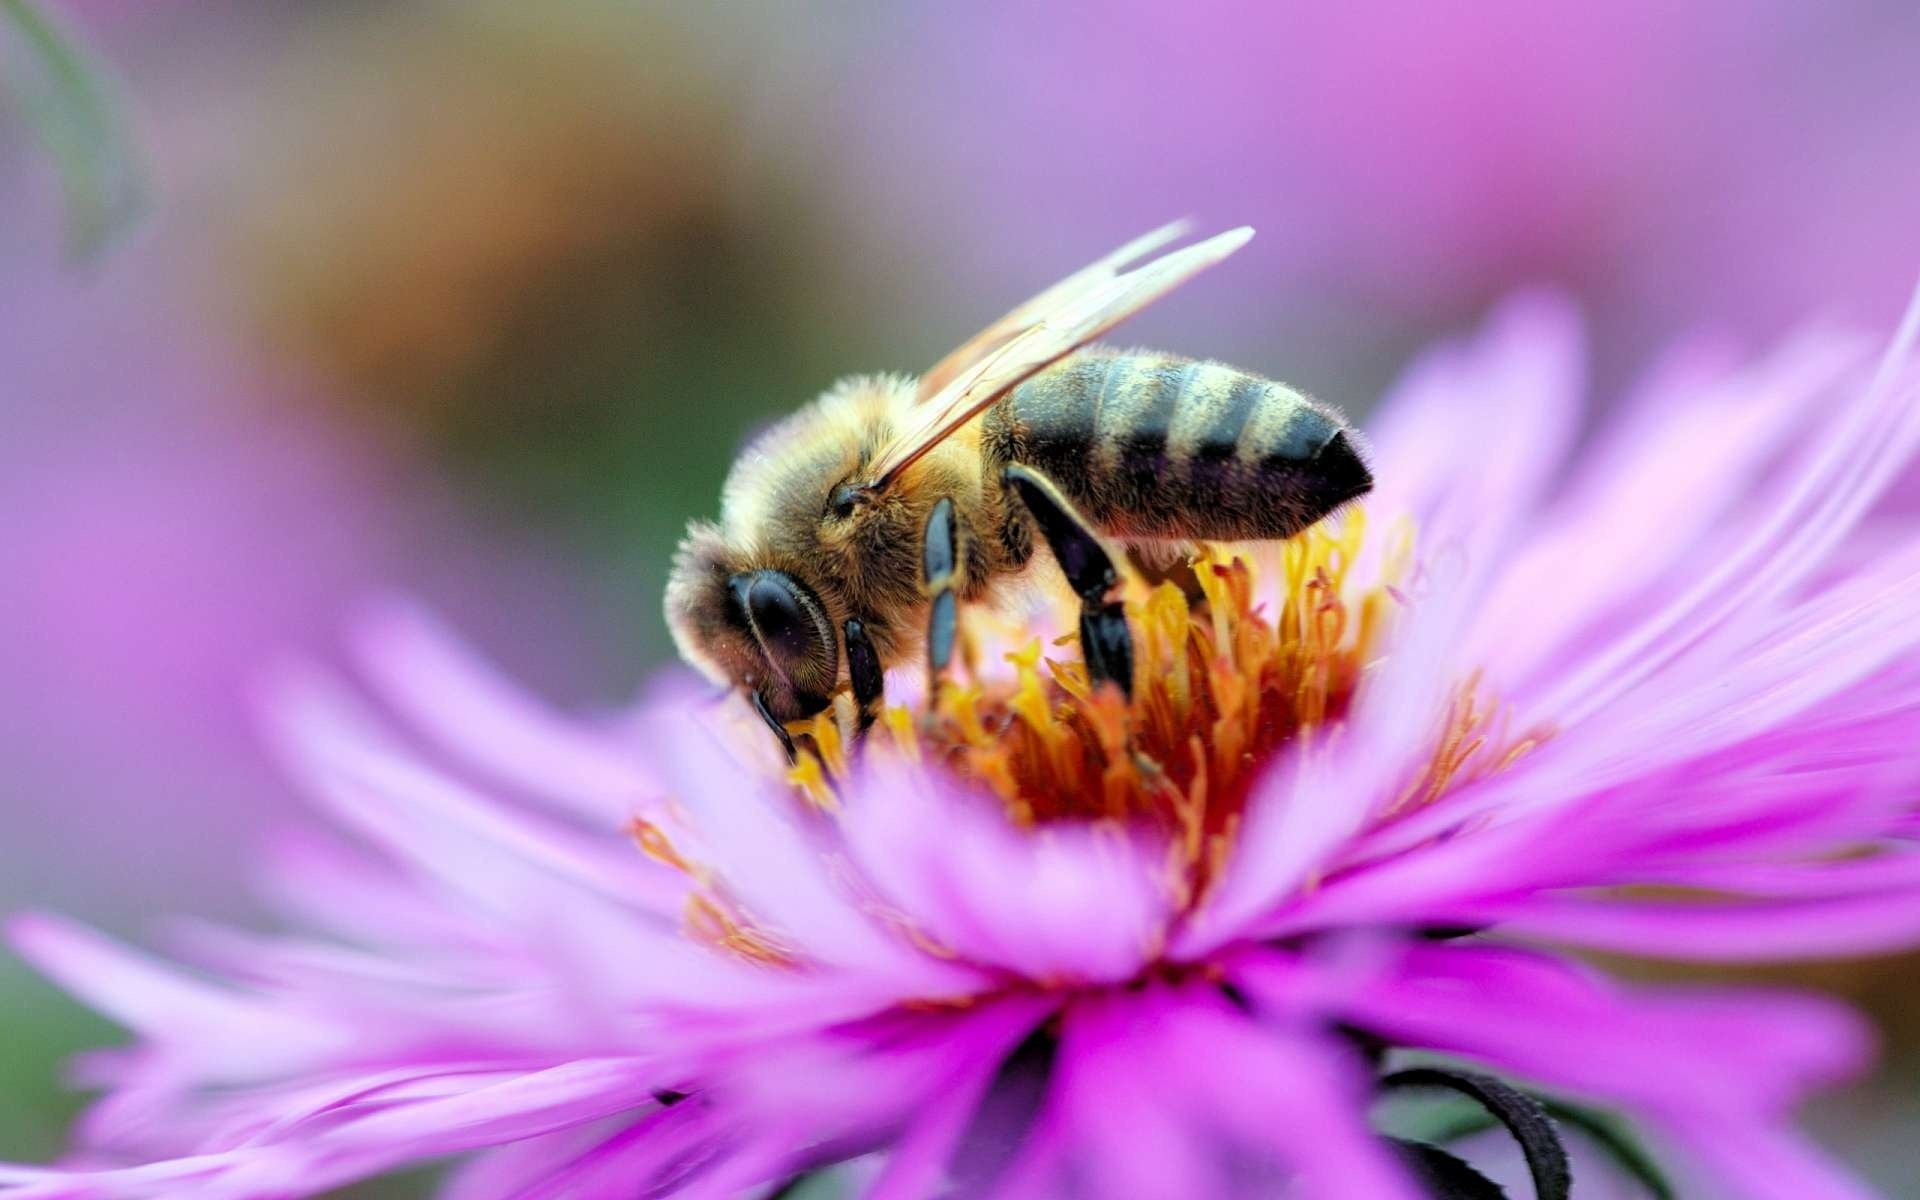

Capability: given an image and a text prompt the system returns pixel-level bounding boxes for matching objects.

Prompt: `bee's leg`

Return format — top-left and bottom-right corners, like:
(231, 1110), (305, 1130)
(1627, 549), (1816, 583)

(1002, 464), (1133, 697)
(749, 688), (798, 764)
(923, 498), (961, 696)
(843, 618), (884, 737)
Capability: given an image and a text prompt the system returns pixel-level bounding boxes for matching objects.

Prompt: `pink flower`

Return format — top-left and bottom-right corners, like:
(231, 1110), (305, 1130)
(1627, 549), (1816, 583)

(7, 291), (1920, 1198)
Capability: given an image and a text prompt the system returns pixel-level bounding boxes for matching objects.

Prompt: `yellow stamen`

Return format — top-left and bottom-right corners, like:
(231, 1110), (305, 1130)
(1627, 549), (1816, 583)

(639, 507), (1549, 964)
(785, 746), (837, 811)
(884, 706), (920, 761)
(627, 818), (698, 877)
(858, 509), (1545, 902)
(684, 894), (796, 967)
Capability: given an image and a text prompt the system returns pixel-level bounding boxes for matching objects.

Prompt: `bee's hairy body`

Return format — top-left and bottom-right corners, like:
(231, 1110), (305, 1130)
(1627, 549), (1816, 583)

(667, 346), (1367, 722)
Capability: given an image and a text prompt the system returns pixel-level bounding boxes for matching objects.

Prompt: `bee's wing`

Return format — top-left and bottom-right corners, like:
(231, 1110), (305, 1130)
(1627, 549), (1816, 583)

(868, 223), (1254, 488)
(914, 220), (1198, 402)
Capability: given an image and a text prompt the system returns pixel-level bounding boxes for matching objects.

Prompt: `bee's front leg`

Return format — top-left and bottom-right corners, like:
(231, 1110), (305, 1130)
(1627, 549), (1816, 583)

(1002, 465), (1133, 697)
(749, 688), (798, 764)
(922, 498), (961, 698)
(843, 618), (884, 737)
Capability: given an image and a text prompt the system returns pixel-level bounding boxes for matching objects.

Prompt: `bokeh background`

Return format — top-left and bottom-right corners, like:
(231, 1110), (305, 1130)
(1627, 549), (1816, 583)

(4, 1), (1920, 1194)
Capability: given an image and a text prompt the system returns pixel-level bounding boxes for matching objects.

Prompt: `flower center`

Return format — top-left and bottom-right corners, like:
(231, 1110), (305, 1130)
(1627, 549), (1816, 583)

(796, 509), (1542, 901)
(637, 509), (1549, 961)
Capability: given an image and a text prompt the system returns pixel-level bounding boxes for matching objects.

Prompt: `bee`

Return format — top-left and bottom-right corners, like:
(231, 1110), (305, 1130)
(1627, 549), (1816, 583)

(665, 223), (1371, 756)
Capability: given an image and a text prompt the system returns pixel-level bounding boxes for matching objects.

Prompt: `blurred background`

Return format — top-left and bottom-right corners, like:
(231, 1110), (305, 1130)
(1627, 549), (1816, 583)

(3, 0), (1919, 1193)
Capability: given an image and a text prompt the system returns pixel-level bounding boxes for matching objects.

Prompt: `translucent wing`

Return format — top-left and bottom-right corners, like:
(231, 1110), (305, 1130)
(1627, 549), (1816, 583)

(867, 223), (1254, 488)
(914, 219), (1198, 402)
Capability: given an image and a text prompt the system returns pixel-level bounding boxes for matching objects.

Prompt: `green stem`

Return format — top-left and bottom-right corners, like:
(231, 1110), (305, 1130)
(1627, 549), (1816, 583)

(1, 0), (147, 260)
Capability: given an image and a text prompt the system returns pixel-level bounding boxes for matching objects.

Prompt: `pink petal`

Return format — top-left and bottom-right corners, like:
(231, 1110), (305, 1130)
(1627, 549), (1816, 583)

(1043, 992), (1227, 1200)
(641, 709), (968, 990)
(1488, 892), (1920, 962)
(263, 664), (684, 917)
(995, 989), (1421, 1200)
(6, 915), (345, 1082)
(1154, 1004), (1423, 1200)
(272, 1058), (661, 1191)
(839, 761), (1169, 984)
(1368, 292), (1585, 565)
(1340, 943), (1870, 1114)
(437, 1120), (628, 1200)
(1534, 280), (1920, 729)
(253, 832), (491, 952)
(1658, 1113), (1879, 1200)
(347, 598), (657, 823)
(1473, 334), (1860, 693)
(1587, 546), (1920, 780)
(704, 996), (1052, 1151)
(0, 1152), (244, 1199)
(1644, 851), (1920, 898)
(504, 1105), (720, 1200)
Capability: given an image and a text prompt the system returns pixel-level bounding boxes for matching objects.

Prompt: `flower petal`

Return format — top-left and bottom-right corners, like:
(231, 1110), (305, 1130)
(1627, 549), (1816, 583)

(1473, 333), (1861, 693)
(6, 914), (345, 1082)
(641, 708), (974, 992)
(1487, 892), (1920, 962)
(1368, 292), (1585, 565)
(347, 598), (657, 822)
(1338, 943), (1870, 1115)
(1534, 280), (1920, 729)
(840, 760), (1169, 984)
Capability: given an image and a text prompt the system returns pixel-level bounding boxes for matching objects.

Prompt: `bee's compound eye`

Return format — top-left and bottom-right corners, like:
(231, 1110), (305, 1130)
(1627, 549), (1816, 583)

(729, 570), (818, 666)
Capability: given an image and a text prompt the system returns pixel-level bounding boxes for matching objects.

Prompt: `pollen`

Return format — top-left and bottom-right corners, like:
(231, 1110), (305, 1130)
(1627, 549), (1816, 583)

(795, 506), (1547, 904)
(651, 509), (1549, 959)
(684, 893), (799, 967)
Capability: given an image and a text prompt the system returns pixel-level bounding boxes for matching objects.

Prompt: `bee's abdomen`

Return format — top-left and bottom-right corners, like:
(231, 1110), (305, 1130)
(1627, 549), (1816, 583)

(985, 351), (1370, 542)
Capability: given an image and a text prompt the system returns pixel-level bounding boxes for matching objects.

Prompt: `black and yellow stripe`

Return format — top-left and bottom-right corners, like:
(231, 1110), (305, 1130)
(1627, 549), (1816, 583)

(983, 349), (1367, 543)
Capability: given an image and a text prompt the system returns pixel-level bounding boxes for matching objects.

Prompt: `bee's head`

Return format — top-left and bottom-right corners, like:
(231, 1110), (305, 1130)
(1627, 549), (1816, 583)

(665, 522), (841, 722)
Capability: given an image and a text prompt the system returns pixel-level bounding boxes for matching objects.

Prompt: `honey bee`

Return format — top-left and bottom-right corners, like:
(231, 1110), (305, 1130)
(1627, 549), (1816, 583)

(665, 223), (1371, 756)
